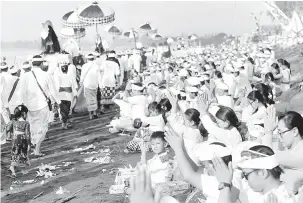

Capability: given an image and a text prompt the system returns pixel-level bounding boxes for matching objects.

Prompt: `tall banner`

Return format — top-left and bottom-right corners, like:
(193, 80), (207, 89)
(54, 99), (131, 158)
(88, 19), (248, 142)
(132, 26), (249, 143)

(262, 1), (290, 30)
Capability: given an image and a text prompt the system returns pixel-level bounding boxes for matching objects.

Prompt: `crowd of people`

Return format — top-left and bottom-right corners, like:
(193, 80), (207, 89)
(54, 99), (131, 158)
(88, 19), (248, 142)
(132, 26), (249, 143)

(1, 36), (303, 203)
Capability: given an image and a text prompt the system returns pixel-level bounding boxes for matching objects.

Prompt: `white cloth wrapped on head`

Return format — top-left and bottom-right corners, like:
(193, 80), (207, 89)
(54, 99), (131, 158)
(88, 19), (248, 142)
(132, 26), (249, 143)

(237, 151), (279, 169)
(193, 142), (232, 161)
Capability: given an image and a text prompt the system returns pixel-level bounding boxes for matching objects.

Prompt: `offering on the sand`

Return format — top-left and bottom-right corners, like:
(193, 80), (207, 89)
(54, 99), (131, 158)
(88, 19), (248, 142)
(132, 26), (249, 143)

(154, 181), (191, 196)
(36, 163), (57, 178)
(84, 155), (112, 164)
(73, 144), (96, 152)
(23, 179), (36, 184)
(55, 186), (70, 195)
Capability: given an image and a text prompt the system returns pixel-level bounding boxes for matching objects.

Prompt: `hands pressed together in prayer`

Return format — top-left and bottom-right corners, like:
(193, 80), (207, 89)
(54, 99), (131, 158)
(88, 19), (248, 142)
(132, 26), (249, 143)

(129, 165), (162, 203)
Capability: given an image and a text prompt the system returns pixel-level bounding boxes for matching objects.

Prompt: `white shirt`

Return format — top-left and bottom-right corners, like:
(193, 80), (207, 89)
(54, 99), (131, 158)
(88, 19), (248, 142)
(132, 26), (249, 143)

(1, 72), (16, 108)
(201, 115), (242, 149)
(20, 67), (60, 111)
(7, 75), (23, 113)
(216, 95), (235, 109)
(130, 54), (142, 73)
(168, 113), (203, 164)
(57, 73), (77, 102)
(128, 95), (147, 120)
(80, 61), (99, 90)
(99, 60), (120, 88)
(242, 105), (266, 124)
(141, 115), (165, 132)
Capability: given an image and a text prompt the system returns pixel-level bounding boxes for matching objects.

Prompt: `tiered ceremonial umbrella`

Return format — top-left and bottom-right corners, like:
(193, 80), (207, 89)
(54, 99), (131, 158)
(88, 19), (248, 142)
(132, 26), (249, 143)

(140, 22), (157, 35)
(107, 25), (121, 39)
(152, 34), (162, 40)
(62, 10), (88, 28)
(78, 1), (115, 35)
(61, 27), (86, 39)
(124, 29), (139, 48)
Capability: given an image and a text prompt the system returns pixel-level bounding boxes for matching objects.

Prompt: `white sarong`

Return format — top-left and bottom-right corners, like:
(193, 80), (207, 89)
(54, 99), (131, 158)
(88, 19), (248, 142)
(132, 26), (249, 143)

(28, 106), (50, 145)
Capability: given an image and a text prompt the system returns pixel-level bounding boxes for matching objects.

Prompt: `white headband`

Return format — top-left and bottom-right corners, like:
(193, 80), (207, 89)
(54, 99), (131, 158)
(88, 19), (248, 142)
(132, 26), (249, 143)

(131, 84), (144, 91)
(238, 154), (279, 170)
(32, 57), (44, 62)
(0, 63), (8, 69)
(22, 63), (31, 69)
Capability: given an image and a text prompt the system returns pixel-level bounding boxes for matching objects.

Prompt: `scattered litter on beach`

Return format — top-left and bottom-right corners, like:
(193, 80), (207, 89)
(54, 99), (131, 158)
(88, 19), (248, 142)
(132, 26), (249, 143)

(23, 179), (36, 184)
(55, 186), (70, 195)
(36, 163), (56, 178)
(63, 162), (73, 167)
(84, 155), (112, 164)
(73, 144), (95, 152)
(102, 169), (107, 173)
(40, 180), (45, 185)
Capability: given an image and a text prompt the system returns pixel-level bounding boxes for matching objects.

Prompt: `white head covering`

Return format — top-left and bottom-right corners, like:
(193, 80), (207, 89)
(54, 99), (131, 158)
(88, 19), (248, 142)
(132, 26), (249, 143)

(216, 82), (229, 90)
(9, 66), (20, 74)
(22, 62), (31, 69)
(238, 152), (279, 170)
(0, 62), (8, 69)
(186, 86), (199, 93)
(193, 142), (232, 161)
(85, 54), (95, 59)
(131, 84), (144, 91)
(187, 77), (200, 86)
(108, 53), (116, 58)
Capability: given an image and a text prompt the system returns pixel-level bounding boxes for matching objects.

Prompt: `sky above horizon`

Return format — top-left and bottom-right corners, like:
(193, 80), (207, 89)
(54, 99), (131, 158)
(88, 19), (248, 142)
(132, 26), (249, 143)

(1, 1), (274, 42)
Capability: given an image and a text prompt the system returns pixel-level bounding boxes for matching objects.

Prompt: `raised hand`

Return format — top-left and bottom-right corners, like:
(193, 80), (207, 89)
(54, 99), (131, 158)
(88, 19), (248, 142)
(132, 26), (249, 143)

(264, 193), (278, 203)
(164, 124), (184, 153)
(211, 156), (233, 184)
(129, 165), (160, 203)
(264, 105), (278, 134)
(197, 94), (209, 115)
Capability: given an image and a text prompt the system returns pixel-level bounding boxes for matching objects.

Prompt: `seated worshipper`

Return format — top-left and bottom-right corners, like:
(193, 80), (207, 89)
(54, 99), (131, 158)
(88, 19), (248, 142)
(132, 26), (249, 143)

(164, 130), (237, 203)
(223, 64), (237, 97)
(242, 90), (270, 125)
(277, 59), (291, 92)
(124, 102), (165, 154)
(138, 131), (173, 188)
(109, 83), (147, 133)
(55, 62), (77, 129)
(99, 51), (120, 113)
(264, 72), (278, 99)
(166, 91), (206, 164)
(218, 145), (296, 203)
(186, 86), (200, 107)
(146, 82), (165, 104)
(215, 81), (235, 109)
(262, 109), (303, 169)
(253, 83), (275, 105)
(197, 96), (244, 148)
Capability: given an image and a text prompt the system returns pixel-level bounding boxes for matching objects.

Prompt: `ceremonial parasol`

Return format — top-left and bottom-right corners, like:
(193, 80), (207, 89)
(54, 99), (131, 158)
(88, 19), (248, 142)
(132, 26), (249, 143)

(78, 1), (115, 35)
(62, 10), (88, 28)
(124, 29), (139, 48)
(107, 25), (122, 39)
(140, 22), (157, 35)
(152, 34), (162, 40)
(61, 27), (86, 39)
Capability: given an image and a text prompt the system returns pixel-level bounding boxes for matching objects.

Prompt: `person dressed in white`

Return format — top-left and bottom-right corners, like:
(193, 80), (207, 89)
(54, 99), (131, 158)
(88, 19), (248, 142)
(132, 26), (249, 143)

(80, 53), (99, 120)
(55, 62), (77, 129)
(109, 83), (147, 133)
(6, 66), (23, 119)
(99, 51), (120, 113)
(20, 55), (60, 156)
(130, 49), (142, 73)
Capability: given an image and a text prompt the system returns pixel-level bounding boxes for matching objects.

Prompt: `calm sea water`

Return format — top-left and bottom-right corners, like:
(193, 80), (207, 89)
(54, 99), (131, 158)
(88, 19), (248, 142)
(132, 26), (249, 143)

(1, 48), (41, 65)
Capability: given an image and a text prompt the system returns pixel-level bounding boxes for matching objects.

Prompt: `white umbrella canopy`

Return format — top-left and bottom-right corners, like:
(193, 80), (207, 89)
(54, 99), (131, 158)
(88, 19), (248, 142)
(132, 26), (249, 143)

(61, 27), (86, 39)
(62, 9), (88, 28)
